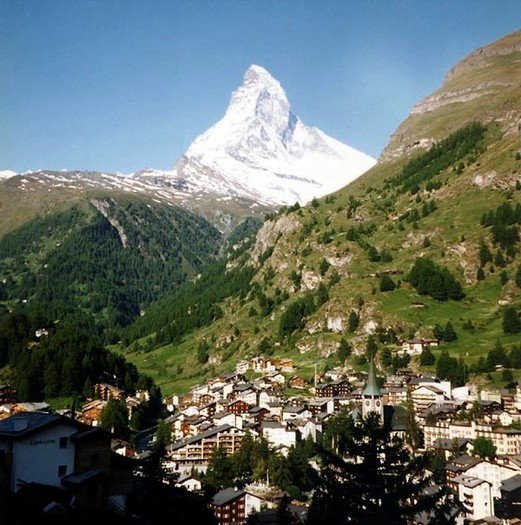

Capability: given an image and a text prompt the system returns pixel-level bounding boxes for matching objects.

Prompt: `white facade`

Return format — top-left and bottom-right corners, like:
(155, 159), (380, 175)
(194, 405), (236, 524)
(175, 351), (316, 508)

(177, 476), (202, 492)
(261, 422), (296, 449)
(454, 474), (493, 520)
(245, 492), (268, 516)
(0, 419), (77, 492)
(464, 460), (521, 500)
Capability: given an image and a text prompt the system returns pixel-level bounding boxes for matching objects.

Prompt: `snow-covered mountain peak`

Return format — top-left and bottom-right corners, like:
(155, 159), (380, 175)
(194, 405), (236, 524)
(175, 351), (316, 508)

(178, 65), (376, 205)
(243, 64), (283, 91)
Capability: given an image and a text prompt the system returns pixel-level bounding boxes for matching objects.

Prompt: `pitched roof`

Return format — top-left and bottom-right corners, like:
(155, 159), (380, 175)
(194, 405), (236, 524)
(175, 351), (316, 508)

(0, 411), (86, 438)
(501, 473), (521, 493)
(211, 487), (246, 506)
(363, 360), (381, 397)
(452, 474), (489, 488)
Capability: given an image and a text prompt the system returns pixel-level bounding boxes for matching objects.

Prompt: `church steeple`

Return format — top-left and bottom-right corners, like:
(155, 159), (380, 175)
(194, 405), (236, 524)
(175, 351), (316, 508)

(362, 359), (384, 423)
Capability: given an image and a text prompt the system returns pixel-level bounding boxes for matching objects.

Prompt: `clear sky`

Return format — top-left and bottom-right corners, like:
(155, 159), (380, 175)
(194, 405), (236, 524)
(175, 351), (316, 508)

(1, 0), (520, 174)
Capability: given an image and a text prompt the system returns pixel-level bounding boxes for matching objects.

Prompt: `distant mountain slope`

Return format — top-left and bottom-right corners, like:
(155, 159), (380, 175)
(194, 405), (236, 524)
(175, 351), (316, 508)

(380, 29), (521, 162)
(115, 31), (521, 396)
(0, 194), (222, 335)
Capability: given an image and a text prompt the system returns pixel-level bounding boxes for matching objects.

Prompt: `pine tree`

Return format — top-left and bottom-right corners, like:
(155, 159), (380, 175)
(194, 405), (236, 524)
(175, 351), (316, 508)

(308, 412), (456, 525)
(503, 306), (521, 334)
(443, 322), (457, 342)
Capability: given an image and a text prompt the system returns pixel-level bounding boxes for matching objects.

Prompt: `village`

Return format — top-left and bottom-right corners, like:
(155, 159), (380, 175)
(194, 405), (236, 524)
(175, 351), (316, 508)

(2, 337), (521, 525)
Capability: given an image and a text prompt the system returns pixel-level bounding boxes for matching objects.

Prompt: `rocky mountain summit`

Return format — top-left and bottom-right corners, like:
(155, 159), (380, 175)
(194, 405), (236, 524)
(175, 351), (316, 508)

(169, 65), (375, 206)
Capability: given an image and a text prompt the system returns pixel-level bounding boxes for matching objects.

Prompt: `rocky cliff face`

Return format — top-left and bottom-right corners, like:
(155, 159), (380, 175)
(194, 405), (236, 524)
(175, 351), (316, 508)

(380, 30), (521, 163)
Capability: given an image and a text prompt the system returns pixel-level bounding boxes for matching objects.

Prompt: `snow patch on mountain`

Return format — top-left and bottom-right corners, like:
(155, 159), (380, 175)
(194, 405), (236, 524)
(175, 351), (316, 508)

(0, 170), (17, 180)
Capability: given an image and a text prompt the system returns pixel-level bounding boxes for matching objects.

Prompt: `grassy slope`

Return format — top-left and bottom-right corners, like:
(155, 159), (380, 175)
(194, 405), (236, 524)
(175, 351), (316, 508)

(116, 123), (521, 396)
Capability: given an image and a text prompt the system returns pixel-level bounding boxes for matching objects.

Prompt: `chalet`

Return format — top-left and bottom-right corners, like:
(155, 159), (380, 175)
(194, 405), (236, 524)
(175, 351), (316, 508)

(176, 473), (203, 493)
(264, 372), (286, 387)
(289, 376), (309, 390)
(166, 393), (192, 412)
(199, 400), (218, 418)
(315, 379), (350, 398)
(247, 406), (270, 423)
(94, 383), (125, 401)
(235, 360), (249, 374)
(213, 411), (244, 430)
(250, 356), (277, 374)
(401, 338), (439, 355)
(226, 399), (251, 415)
(290, 417), (323, 442)
(282, 405), (312, 421)
(263, 402), (283, 419)
(261, 420), (297, 449)
(306, 398), (334, 416)
(324, 367), (344, 382)
(278, 358), (295, 372)
(209, 487), (268, 525)
(258, 389), (282, 406)
(198, 393), (217, 407)
(432, 437), (472, 460)
(78, 399), (107, 427)
(231, 384), (258, 405)
(0, 411), (133, 512)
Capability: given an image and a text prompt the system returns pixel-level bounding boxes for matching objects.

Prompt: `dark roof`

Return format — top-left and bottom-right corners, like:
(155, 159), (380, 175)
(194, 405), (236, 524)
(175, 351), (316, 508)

(501, 473), (521, 493)
(0, 411), (86, 438)
(169, 424), (235, 451)
(446, 454), (481, 472)
(61, 468), (105, 487)
(211, 487), (245, 506)
(433, 437), (471, 450)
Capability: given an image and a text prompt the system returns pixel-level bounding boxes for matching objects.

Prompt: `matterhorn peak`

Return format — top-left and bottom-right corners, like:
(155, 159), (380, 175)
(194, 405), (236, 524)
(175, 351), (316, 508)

(243, 64), (279, 86)
(240, 64), (287, 101)
(177, 65), (376, 206)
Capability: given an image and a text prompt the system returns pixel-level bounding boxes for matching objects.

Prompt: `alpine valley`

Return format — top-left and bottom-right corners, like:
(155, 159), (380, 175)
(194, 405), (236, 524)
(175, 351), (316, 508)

(1, 29), (521, 400)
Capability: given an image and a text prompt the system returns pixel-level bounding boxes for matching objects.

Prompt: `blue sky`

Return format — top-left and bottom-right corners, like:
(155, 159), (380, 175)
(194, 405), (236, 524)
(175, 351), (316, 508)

(1, 0), (520, 174)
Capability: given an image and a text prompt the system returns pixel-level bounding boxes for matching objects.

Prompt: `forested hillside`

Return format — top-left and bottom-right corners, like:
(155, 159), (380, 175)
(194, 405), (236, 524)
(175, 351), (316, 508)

(0, 195), (223, 337)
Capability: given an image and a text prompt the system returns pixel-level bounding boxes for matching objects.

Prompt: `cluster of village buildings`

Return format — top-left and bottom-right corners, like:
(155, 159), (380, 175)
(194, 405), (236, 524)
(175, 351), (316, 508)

(1, 338), (521, 524)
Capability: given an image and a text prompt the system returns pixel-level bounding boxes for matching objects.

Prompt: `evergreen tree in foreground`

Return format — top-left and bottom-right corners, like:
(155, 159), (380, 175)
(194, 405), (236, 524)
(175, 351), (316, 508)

(308, 412), (458, 525)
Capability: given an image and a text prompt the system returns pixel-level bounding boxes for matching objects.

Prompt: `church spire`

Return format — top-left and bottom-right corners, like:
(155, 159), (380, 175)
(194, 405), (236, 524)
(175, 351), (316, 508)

(362, 359), (383, 423)
(363, 359), (381, 397)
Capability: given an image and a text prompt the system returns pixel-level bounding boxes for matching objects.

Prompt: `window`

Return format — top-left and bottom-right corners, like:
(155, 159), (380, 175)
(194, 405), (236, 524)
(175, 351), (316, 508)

(58, 465), (67, 476)
(59, 437), (68, 448)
